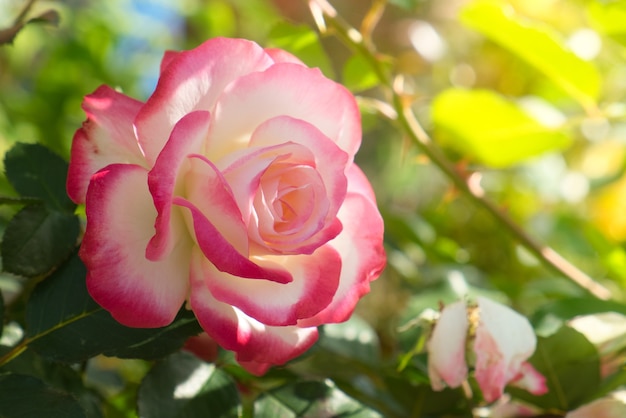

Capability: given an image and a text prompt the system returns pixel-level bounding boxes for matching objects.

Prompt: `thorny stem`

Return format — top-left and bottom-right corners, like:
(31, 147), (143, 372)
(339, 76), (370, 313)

(14, 0), (38, 25)
(0, 0), (38, 45)
(309, 0), (612, 300)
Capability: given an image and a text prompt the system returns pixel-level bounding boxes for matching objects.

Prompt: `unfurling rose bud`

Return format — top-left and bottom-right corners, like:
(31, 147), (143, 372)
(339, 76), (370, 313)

(427, 296), (548, 403)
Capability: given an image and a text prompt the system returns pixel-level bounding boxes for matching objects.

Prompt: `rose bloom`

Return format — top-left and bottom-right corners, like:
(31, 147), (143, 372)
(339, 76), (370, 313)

(67, 38), (386, 374)
(427, 297), (548, 403)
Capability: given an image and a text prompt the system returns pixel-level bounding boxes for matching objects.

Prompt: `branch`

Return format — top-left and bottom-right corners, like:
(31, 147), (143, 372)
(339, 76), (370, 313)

(308, 0), (612, 300)
(0, 0), (59, 46)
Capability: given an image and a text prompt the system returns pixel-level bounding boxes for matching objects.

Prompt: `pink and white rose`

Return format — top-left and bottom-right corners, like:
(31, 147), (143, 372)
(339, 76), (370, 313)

(67, 37), (386, 375)
(427, 297), (548, 402)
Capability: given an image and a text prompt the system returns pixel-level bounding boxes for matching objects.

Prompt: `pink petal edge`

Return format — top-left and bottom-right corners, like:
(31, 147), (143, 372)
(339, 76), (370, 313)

(189, 249), (319, 374)
(82, 164), (191, 327)
(67, 85), (145, 203)
(146, 110), (210, 261)
(298, 164), (385, 326)
(135, 38), (275, 165)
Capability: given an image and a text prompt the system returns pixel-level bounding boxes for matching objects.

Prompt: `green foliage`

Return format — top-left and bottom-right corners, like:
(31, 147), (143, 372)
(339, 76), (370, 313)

(254, 380), (383, 418)
(4, 143), (75, 212)
(342, 54), (379, 92)
(461, 1), (601, 108)
(432, 88), (571, 167)
(0, 373), (87, 418)
(267, 22), (334, 77)
(25, 253), (202, 363)
(1, 204), (79, 277)
(138, 352), (240, 418)
(510, 326), (601, 410)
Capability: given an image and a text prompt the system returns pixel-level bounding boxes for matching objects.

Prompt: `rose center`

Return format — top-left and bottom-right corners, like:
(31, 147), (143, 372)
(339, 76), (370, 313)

(252, 162), (328, 252)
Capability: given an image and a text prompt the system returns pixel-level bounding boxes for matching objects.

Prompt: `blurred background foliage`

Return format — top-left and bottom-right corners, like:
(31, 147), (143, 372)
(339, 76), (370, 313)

(3, 0), (626, 415)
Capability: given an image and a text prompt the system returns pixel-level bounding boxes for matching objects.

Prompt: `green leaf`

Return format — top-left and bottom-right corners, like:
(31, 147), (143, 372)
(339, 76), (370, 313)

(388, 0), (422, 10)
(25, 253), (202, 362)
(0, 195), (42, 205)
(431, 88), (571, 168)
(1, 204), (79, 277)
(319, 316), (380, 366)
(342, 54), (379, 92)
(508, 326), (600, 410)
(1, 349), (103, 418)
(530, 297), (626, 337)
(290, 316), (381, 379)
(0, 284), (3, 337)
(267, 22), (334, 78)
(0, 373), (86, 418)
(461, 1), (601, 107)
(588, 1), (626, 47)
(4, 143), (75, 213)
(254, 380), (383, 418)
(137, 352), (240, 418)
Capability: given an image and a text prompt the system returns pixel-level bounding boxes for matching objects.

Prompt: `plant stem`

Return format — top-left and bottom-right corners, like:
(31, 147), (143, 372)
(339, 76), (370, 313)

(309, 0), (612, 300)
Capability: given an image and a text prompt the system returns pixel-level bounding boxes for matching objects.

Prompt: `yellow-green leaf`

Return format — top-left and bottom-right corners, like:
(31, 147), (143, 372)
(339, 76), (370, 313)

(588, 1), (626, 46)
(267, 22), (334, 78)
(342, 54), (379, 92)
(461, 1), (601, 108)
(431, 88), (571, 168)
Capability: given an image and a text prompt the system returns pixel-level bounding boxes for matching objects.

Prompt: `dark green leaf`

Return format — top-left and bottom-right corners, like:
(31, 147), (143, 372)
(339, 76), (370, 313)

(25, 253), (202, 362)
(0, 373), (86, 418)
(291, 316), (381, 383)
(0, 195), (41, 205)
(254, 380), (383, 418)
(319, 316), (380, 366)
(531, 297), (626, 336)
(4, 143), (75, 212)
(138, 351), (240, 418)
(1, 349), (103, 418)
(0, 284), (3, 336)
(267, 22), (334, 78)
(432, 88), (571, 168)
(508, 326), (600, 410)
(1, 204), (79, 277)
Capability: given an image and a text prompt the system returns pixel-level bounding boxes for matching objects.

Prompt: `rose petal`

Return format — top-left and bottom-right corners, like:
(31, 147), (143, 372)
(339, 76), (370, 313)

(426, 300), (469, 391)
(475, 297), (538, 403)
(208, 62), (361, 162)
(183, 333), (219, 363)
(510, 362), (548, 396)
(298, 164), (385, 326)
(190, 248), (318, 374)
(237, 360), (272, 376)
(160, 50), (180, 74)
(173, 156), (292, 284)
(146, 110), (210, 261)
(67, 85), (145, 203)
(203, 244), (341, 326)
(248, 116), (348, 250)
(135, 38), (275, 164)
(264, 47), (306, 65)
(82, 164), (191, 327)
(217, 116), (349, 254)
